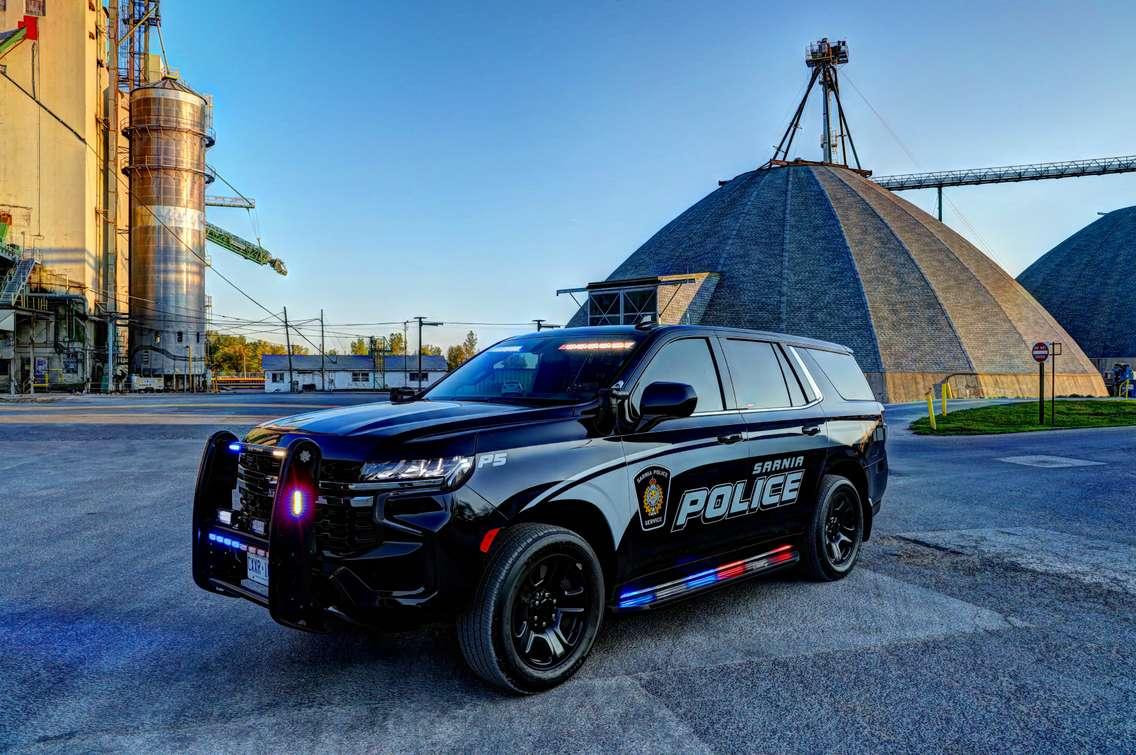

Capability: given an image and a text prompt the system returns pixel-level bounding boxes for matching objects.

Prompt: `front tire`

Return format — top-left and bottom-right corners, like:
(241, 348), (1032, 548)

(458, 523), (605, 694)
(802, 474), (864, 581)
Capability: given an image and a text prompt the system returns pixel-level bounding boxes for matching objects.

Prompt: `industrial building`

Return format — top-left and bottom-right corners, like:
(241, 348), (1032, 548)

(0, 1), (283, 393)
(1017, 207), (1136, 373)
(0, 2), (128, 392)
(261, 354), (448, 393)
(566, 40), (1105, 403)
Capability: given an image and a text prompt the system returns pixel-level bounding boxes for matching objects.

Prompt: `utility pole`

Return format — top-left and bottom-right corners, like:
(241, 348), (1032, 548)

(320, 308), (326, 391)
(369, 336), (378, 389)
(103, 0), (121, 393)
(379, 336), (387, 389)
(416, 317), (423, 390)
(414, 316), (443, 391)
(283, 306), (294, 393)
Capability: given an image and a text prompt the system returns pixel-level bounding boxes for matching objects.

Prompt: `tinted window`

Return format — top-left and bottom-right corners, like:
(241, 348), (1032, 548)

(633, 338), (723, 413)
(425, 334), (642, 404)
(809, 349), (874, 401)
(786, 347), (819, 402)
(774, 345), (808, 405)
(723, 339), (791, 409)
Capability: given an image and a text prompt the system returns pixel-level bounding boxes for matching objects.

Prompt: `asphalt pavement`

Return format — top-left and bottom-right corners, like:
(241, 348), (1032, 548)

(2, 393), (1133, 752)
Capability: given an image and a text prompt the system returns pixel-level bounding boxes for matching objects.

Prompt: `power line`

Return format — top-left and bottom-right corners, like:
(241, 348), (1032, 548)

(0, 68), (334, 358)
(841, 69), (996, 256)
(2, 69), (555, 362)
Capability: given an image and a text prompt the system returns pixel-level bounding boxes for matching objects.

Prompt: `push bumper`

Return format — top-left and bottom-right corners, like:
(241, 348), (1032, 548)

(192, 431), (327, 630)
(192, 432), (495, 631)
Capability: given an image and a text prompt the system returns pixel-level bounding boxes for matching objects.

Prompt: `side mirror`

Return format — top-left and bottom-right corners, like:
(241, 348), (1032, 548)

(390, 387), (419, 404)
(638, 381), (697, 425)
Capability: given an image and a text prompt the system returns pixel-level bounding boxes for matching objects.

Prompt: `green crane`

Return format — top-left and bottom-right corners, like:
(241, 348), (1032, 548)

(205, 222), (287, 276)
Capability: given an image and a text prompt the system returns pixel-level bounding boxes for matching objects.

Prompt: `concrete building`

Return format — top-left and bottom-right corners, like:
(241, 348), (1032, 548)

(261, 354), (448, 393)
(0, 1), (130, 392)
(1017, 206), (1136, 374)
(568, 164), (1105, 403)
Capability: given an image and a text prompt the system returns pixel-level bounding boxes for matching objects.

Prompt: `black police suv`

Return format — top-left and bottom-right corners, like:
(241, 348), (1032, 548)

(192, 325), (887, 692)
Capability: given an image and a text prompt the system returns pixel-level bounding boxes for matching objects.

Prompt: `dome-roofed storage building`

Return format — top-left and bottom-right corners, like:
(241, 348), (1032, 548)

(567, 163), (1104, 402)
(565, 40), (1105, 403)
(1017, 206), (1136, 372)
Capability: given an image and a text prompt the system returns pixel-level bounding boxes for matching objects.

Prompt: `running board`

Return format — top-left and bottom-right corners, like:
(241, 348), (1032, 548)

(616, 544), (799, 610)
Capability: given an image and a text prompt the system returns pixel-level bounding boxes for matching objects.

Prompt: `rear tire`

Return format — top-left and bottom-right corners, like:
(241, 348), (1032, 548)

(457, 523), (605, 694)
(802, 474), (864, 581)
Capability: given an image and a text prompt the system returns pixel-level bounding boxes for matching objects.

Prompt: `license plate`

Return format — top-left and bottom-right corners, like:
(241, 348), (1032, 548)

(247, 553), (269, 587)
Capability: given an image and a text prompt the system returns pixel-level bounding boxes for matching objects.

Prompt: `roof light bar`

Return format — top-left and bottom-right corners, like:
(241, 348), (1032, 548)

(617, 544), (797, 609)
(558, 340), (636, 352)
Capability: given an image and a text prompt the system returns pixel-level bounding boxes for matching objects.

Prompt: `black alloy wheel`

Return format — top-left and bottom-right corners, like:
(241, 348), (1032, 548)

(824, 486), (861, 567)
(509, 553), (592, 670)
(802, 474), (864, 581)
(458, 523), (604, 693)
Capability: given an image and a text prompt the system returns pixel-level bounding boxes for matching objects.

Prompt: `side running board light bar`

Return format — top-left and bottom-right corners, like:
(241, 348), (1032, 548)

(617, 544), (798, 609)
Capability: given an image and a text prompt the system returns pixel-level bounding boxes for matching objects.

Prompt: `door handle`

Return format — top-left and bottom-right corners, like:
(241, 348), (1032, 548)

(717, 433), (744, 445)
(802, 424), (822, 436)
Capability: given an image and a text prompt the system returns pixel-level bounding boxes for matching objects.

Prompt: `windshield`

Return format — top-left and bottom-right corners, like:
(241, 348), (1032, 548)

(424, 334), (642, 404)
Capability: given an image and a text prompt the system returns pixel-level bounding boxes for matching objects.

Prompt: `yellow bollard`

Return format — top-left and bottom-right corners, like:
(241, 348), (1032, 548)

(940, 383), (948, 416)
(926, 392), (938, 430)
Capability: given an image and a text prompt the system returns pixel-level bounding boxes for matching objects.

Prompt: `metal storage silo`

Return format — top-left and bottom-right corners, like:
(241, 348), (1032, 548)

(124, 77), (213, 389)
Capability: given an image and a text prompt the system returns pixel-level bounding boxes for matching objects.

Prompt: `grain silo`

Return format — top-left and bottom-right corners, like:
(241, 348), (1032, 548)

(124, 77), (212, 389)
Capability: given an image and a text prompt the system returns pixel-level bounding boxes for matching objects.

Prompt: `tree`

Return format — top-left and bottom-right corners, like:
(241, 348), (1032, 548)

(387, 331), (406, 356)
(349, 337), (368, 355)
(445, 344), (466, 371)
(462, 330), (478, 357)
(446, 331), (479, 370)
(419, 344), (443, 356)
(206, 333), (295, 376)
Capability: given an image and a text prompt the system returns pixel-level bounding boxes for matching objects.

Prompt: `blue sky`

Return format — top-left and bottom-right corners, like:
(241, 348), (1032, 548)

(162, 0), (1136, 352)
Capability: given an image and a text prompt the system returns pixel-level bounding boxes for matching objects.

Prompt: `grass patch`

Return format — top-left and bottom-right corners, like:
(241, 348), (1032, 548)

(909, 399), (1136, 435)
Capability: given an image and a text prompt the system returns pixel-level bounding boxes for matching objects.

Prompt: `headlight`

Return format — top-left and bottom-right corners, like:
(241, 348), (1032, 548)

(360, 456), (474, 491)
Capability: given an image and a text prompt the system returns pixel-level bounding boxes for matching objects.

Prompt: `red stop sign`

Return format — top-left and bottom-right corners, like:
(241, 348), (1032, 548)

(1032, 342), (1050, 362)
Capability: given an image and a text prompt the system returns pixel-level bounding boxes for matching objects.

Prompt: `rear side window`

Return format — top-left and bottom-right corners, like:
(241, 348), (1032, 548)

(808, 349), (874, 401)
(723, 339), (791, 410)
(633, 338), (724, 413)
(773, 345), (808, 405)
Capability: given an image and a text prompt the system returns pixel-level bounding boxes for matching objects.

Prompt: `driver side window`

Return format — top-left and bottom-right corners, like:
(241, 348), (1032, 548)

(632, 338), (724, 413)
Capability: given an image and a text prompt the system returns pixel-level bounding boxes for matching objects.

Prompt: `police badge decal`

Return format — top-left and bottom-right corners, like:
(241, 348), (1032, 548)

(634, 466), (671, 531)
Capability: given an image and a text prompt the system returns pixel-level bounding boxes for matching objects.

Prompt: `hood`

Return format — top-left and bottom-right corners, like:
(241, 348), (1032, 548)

(256, 399), (558, 439)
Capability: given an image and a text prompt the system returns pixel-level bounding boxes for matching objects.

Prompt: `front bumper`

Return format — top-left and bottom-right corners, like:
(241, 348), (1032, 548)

(191, 432), (499, 631)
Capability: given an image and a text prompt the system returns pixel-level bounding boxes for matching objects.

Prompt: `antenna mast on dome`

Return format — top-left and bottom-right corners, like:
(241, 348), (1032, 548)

(765, 38), (866, 175)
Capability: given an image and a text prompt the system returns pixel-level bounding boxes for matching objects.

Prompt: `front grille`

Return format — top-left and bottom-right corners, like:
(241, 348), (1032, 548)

(234, 448), (279, 533)
(314, 505), (380, 553)
(229, 449), (376, 553)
